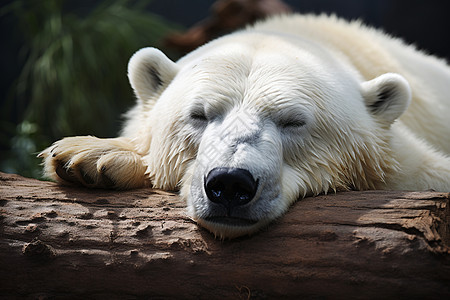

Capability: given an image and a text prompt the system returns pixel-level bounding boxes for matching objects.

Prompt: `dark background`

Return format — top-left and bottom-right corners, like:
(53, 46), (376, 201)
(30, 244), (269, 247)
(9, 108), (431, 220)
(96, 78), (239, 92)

(1, 0), (450, 178)
(146, 0), (450, 59)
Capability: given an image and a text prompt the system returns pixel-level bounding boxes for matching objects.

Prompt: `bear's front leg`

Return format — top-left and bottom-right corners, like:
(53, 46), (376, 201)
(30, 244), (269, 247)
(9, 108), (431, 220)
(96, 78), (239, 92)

(38, 136), (149, 189)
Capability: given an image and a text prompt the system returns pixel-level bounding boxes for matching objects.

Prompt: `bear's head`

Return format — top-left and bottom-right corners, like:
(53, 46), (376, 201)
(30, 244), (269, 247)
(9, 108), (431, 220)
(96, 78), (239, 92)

(127, 33), (411, 238)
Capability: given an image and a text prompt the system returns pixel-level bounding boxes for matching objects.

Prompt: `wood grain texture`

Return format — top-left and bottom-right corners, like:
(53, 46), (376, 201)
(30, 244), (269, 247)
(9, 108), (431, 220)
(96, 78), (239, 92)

(0, 172), (449, 299)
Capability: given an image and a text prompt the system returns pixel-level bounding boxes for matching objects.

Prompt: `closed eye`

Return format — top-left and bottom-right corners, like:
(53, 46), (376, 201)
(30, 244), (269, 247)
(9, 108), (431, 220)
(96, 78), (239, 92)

(190, 110), (208, 122)
(279, 118), (306, 129)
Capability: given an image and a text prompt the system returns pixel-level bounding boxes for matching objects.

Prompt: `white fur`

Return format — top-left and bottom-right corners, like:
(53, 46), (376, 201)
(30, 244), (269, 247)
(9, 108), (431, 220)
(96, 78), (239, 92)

(40, 14), (450, 239)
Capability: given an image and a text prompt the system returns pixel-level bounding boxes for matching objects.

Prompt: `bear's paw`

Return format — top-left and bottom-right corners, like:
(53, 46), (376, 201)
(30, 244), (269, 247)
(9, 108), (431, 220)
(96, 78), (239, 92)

(38, 136), (149, 189)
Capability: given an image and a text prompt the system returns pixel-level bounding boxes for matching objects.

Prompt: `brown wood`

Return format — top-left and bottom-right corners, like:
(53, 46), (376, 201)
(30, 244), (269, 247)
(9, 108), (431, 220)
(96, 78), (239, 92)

(0, 172), (449, 299)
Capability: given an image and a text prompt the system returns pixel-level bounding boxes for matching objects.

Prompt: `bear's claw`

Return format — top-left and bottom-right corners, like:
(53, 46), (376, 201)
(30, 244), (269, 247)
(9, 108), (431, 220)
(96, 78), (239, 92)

(55, 163), (78, 184)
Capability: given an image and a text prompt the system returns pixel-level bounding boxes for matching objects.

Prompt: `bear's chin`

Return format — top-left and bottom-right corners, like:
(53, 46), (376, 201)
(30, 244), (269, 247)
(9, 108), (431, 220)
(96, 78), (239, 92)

(196, 217), (269, 239)
(204, 216), (259, 227)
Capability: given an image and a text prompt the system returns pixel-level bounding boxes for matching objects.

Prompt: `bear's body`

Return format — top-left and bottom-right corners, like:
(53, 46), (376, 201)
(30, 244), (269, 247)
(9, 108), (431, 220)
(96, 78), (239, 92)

(40, 14), (450, 238)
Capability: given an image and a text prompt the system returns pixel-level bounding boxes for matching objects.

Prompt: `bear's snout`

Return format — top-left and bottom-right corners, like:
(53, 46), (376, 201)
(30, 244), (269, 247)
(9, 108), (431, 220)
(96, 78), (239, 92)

(204, 167), (258, 212)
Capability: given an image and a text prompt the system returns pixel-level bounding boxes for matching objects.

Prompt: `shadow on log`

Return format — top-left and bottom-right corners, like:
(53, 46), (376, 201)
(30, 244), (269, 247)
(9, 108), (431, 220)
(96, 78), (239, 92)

(0, 172), (449, 299)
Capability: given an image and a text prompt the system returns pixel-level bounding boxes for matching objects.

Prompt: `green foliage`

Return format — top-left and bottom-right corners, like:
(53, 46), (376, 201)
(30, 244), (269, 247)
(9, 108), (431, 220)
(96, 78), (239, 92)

(1, 0), (181, 178)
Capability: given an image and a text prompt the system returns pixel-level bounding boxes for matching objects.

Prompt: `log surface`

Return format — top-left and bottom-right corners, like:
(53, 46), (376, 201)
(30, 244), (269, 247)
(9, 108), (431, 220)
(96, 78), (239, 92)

(0, 172), (449, 299)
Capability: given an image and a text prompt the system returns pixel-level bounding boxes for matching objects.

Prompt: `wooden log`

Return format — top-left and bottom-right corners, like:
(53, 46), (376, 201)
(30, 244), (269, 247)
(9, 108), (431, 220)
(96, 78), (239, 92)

(0, 172), (449, 299)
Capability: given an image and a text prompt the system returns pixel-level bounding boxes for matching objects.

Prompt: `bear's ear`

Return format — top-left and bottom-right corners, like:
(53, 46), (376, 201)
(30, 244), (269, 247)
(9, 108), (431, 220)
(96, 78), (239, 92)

(361, 73), (411, 125)
(128, 47), (178, 102)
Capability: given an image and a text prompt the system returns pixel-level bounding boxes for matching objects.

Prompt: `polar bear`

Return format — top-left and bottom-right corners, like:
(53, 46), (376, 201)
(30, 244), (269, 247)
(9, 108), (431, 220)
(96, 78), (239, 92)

(39, 14), (450, 238)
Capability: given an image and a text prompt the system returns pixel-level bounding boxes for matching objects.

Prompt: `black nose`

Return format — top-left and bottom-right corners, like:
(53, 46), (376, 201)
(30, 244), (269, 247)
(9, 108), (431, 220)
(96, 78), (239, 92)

(204, 167), (258, 210)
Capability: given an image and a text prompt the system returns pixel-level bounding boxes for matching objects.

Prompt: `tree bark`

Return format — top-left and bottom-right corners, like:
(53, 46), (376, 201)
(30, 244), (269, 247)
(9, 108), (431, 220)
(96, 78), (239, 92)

(0, 172), (449, 299)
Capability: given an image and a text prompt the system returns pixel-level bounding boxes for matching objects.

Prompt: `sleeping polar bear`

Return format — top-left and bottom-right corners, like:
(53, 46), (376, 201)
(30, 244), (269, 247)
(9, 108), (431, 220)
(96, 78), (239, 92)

(39, 14), (450, 238)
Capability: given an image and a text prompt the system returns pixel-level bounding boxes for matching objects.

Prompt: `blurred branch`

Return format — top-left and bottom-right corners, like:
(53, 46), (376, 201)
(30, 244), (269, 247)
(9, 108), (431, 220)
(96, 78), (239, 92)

(165, 0), (291, 53)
